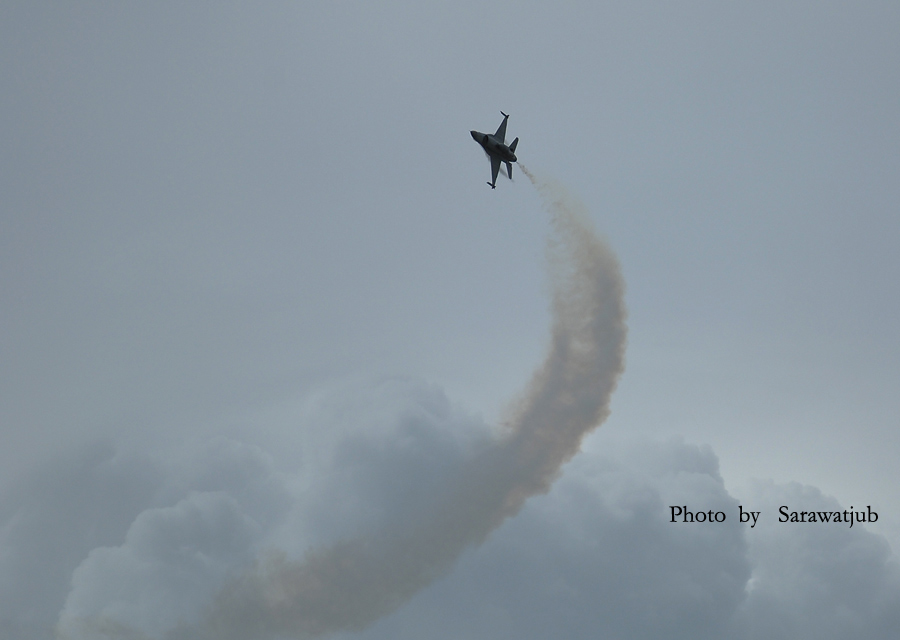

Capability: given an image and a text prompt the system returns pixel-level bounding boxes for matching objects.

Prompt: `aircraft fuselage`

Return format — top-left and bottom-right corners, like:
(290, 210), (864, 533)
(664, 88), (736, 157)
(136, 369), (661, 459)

(470, 130), (517, 163)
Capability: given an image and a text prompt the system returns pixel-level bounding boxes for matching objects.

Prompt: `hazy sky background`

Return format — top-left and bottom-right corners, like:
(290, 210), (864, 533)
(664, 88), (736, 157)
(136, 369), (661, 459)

(2, 2), (899, 639)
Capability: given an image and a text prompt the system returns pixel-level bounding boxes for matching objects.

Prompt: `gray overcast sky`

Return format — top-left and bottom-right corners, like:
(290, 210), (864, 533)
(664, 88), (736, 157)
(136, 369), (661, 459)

(2, 2), (899, 640)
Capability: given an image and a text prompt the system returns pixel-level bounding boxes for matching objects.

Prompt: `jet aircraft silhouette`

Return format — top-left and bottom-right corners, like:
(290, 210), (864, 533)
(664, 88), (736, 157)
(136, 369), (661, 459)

(470, 112), (518, 189)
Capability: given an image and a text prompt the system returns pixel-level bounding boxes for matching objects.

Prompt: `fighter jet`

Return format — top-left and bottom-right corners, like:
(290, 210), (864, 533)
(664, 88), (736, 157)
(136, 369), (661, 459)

(470, 112), (518, 189)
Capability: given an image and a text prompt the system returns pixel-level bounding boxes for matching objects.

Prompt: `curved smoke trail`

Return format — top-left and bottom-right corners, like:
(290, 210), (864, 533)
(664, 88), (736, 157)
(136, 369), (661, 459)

(195, 169), (627, 640)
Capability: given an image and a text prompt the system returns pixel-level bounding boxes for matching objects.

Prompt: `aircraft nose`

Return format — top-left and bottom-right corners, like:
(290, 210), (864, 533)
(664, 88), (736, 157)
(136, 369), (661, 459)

(470, 130), (478, 140)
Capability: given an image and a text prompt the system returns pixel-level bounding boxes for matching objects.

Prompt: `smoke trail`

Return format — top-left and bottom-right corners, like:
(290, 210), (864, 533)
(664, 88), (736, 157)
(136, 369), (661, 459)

(194, 169), (628, 640)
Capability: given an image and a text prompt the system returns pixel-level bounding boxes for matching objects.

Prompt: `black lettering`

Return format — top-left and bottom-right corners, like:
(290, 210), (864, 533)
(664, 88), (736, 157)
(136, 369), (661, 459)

(779, 505), (789, 522)
(739, 506), (760, 527)
(670, 507), (729, 523)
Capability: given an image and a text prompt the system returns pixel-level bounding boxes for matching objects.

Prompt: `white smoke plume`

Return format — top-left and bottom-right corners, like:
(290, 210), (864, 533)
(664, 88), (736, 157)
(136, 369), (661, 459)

(187, 169), (628, 640)
(50, 172), (627, 640)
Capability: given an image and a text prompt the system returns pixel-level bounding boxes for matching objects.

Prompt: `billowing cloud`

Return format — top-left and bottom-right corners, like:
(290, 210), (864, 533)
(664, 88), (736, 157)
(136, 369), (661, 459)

(357, 437), (751, 640)
(323, 439), (900, 640)
(4, 427), (898, 640)
(0, 443), (161, 640)
(57, 439), (290, 640)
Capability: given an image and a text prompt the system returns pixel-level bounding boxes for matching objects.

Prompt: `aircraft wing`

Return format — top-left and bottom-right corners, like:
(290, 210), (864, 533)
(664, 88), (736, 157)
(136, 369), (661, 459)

(490, 155), (501, 187)
(493, 114), (508, 144)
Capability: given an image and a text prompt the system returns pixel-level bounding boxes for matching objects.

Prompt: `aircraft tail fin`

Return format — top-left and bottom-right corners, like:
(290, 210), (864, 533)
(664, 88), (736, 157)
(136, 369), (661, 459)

(506, 161), (513, 179)
(509, 137), (518, 153)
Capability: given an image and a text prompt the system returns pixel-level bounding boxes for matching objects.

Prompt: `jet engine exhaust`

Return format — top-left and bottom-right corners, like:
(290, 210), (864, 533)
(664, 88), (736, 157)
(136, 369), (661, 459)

(191, 169), (629, 640)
